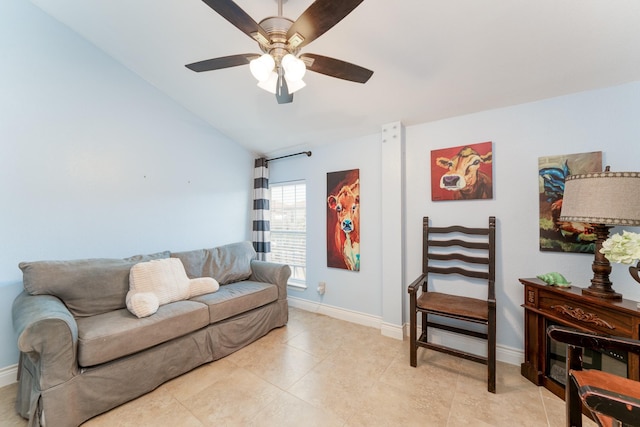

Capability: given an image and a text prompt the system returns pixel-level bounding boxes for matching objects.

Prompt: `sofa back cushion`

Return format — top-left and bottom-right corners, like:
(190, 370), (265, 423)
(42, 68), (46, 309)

(171, 241), (256, 285)
(19, 251), (170, 317)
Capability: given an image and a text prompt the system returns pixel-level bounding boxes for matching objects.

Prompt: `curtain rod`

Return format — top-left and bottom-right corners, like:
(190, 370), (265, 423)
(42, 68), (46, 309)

(266, 151), (312, 163)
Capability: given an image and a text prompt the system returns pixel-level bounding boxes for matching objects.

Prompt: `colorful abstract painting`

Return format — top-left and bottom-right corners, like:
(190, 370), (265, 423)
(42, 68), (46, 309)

(431, 141), (493, 201)
(327, 169), (360, 271)
(538, 151), (602, 253)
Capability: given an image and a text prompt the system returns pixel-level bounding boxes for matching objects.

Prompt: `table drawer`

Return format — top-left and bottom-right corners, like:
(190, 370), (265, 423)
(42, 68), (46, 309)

(539, 291), (633, 337)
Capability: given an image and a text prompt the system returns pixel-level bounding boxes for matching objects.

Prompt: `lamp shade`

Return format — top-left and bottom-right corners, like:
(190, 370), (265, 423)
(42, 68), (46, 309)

(559, 171), (640, 226)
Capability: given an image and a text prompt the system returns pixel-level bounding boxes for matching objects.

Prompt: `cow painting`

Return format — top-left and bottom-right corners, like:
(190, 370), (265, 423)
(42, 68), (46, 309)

(431, 142), (493, 201)
(327, 170), (360, 271)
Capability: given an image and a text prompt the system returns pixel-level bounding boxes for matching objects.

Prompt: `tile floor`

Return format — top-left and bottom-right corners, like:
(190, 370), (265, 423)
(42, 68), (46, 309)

(0, 307), (596, 427)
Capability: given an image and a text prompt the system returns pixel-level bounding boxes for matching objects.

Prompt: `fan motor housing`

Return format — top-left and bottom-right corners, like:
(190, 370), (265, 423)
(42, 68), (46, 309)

(256, 16), (300, 63)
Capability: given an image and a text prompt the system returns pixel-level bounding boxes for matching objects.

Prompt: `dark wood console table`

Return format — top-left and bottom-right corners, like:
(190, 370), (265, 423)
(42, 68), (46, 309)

(520, 277), (640, 400)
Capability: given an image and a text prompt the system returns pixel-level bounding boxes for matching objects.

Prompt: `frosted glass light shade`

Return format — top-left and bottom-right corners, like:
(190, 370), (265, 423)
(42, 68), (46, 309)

(257, 71), (278, 94)
(250, 54), (275, 82)
(282, 54), (306, 81)
(285, 77), (306, 94)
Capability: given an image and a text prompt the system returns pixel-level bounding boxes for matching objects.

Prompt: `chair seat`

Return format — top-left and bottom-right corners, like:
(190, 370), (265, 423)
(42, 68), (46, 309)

(548, 324), (640, 426)
(417, 292), (488, 322)
(571, 369), (640, 427)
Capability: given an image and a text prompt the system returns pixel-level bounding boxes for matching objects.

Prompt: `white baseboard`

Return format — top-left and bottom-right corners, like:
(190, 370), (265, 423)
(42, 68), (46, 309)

(288, 297), (523, 366)
(0, 364), (17, 388)
(288, 296), (381, 329)
(380, 322), (404, 340)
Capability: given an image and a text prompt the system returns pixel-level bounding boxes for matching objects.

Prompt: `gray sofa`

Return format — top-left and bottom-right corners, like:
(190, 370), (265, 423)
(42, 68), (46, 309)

(12, 241), (290, 427)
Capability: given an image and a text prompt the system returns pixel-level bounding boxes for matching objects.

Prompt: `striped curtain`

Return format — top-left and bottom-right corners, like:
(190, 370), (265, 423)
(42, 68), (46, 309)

(252, 157), (271, 261)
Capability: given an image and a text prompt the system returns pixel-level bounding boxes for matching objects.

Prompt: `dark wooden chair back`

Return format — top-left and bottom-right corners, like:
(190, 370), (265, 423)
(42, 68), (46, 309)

(547, 325), (640, 427)
(408, 216), (497, 393)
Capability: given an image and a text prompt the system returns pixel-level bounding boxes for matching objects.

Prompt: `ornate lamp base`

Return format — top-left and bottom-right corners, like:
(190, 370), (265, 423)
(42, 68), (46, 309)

(582, 286), (622, 300)
(583, 224), (622, 300)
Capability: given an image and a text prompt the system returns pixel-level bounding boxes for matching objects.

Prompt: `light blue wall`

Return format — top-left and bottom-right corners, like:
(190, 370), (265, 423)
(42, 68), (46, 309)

(0, 1), (253, 370)
(271, 81), (640, 352)
(269, 134), (383, 316)
(405, 82), (640, 351)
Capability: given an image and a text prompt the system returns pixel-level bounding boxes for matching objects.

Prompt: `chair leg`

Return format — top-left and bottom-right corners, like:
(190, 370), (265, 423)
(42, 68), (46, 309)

(421, 311), (428, 341)
(410, 294), (417, 367)
(488, 310), (496, 393)
(566, 345), (583, 427)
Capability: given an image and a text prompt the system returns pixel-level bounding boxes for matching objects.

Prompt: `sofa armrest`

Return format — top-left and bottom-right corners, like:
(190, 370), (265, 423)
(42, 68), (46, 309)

(12, 291), (79, 389)
(249, 260), (291, 300)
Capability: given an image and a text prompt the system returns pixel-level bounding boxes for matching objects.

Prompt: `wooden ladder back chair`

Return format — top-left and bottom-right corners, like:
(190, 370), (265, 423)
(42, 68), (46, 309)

(408, 216), (497, 393)
(548, 325), (640, 427)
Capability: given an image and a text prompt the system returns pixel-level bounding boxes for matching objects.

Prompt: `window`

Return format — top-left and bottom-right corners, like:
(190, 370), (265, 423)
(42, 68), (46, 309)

(270, 180), (306, 286)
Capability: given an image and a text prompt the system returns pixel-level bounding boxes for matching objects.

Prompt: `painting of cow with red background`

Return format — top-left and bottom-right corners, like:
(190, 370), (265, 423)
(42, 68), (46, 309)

(327, 169), (360, 271)
(431, 141), (493, 201)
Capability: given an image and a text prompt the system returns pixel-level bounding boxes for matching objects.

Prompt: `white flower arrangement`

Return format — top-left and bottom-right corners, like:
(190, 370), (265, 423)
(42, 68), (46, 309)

(600, 230), (640, 265)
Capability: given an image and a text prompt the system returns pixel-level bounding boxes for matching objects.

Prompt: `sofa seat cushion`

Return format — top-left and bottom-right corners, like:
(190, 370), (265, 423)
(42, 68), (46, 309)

(190, 280), (278, 323)
(76, 300), (209, 367)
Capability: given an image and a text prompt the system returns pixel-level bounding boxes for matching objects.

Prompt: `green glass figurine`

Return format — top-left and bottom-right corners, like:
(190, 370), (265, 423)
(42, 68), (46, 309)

(537, 272), (571, 287)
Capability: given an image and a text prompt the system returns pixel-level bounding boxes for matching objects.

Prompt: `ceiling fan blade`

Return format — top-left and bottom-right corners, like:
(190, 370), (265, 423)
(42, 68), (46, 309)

(185, 54), (258, 72)
(275, 73), (293, 104)
(200, 0), (269, 42)
(286, 0), (364, 48)
(301, 54), (373, 83)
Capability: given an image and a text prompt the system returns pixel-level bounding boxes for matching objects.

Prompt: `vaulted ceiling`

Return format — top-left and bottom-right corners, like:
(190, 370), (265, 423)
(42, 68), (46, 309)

(29, 0), (640, 155)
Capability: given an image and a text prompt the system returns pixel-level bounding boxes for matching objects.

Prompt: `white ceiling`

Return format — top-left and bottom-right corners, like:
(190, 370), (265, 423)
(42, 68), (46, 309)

(29, 0), (640, 156)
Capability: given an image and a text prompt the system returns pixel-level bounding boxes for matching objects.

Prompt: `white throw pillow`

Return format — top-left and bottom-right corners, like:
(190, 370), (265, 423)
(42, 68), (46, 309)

(127, 258), (190, 318)
(126, 292), (160, 318)
(189, 277), (219, 298)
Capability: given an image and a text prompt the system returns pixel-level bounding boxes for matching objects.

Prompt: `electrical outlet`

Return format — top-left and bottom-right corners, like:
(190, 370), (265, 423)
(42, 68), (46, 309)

(317, 282), (326, 295)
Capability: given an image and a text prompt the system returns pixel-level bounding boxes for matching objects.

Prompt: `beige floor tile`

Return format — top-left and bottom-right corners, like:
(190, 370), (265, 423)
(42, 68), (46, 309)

(284, 315), (364, 360)
(0, 307), (612, 427)
(0, 383), (27, 427)
(286, 356), (381, 422)
(345, 379), (451, 427)
(180, 367), (284, 426)
(450, 376), (549, 427)
(82, 387), (203, 427)
(247, 390), (345, 427)
(227, 340), (322, 390)
(540, 387), (597, 427)
(378, 353), (463, 425)
(382, 351), (461, 398)
(162, 357), (239, 402)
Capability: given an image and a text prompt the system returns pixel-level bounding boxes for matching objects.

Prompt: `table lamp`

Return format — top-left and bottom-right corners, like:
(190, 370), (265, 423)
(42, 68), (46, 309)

(559, 168), (640, 300)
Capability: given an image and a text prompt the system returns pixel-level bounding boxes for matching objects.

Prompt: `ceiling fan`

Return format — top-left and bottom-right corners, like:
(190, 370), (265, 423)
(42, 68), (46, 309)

(186, 0), (374, 104)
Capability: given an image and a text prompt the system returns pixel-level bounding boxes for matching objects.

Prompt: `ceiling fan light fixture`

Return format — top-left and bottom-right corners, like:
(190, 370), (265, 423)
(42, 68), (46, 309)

(250, 54), (275, 82)
(287, 33), (305, 48)
(251, 32), (269, 46)
(257, 71), (279, 94)
(285, 76), (306, 94)
(281, 54), (306, 81)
